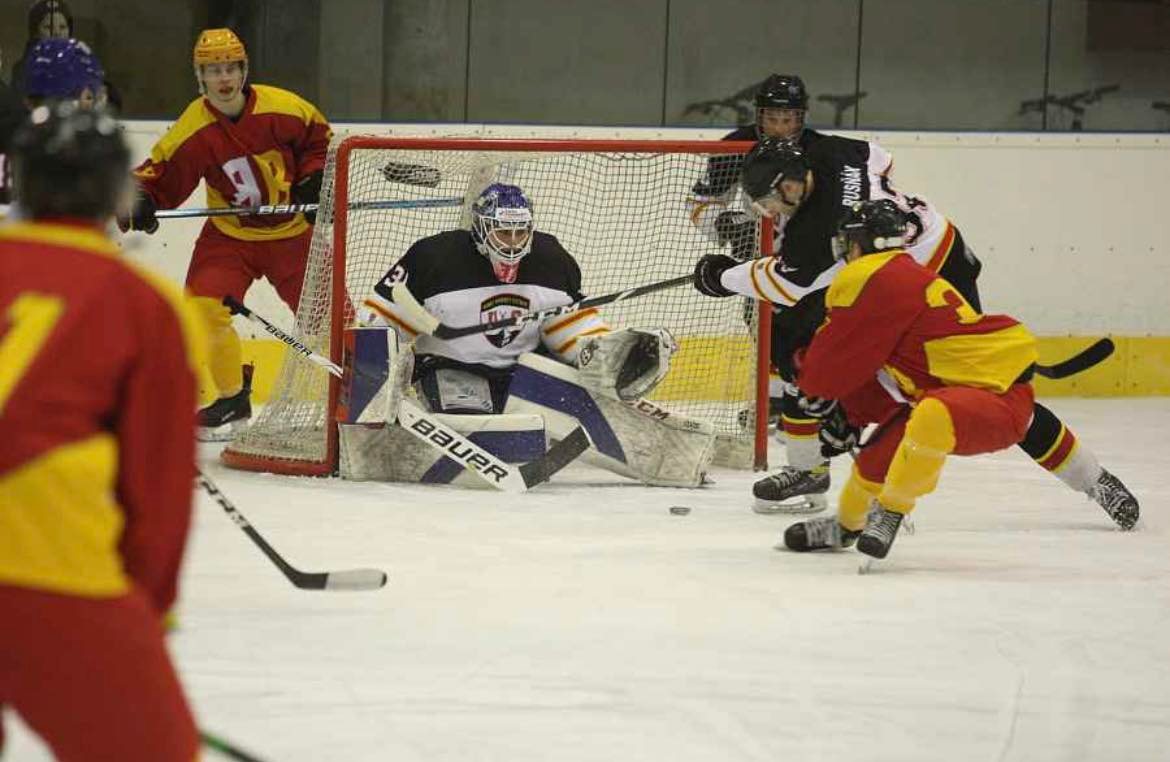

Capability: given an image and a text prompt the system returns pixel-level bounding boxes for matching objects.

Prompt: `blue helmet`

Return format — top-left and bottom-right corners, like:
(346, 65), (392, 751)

(24, 38), (104, 102)
(470, 183), (534, 283)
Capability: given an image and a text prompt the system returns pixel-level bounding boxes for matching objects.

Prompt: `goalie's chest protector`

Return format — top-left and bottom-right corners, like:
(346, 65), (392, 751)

(374, 230), (585, 368)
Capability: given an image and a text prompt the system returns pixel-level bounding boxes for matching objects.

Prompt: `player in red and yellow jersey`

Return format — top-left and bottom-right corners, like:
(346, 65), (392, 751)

(0, 105), (204, 760)
(119, 27), (332, 440)
(780, 201), (1138, 561)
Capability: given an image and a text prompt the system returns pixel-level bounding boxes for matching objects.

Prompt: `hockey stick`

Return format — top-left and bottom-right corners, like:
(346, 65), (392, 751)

(397, 399), (591, 492)
(390, 274), (694, 340)
(224, 299), (591, 489)
(156, 196), (463, 220)
(223, 296), (342, 378)
(201, 731), (268, 762)
(1034, 337), (1114, 379)
(197, 471), (388, 591)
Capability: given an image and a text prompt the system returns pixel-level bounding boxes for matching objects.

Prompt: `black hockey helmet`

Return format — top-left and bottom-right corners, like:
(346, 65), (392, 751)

(755, 73), (809, 111)
(833, 200), (907, 259)
(740, 137), (810, 201)
(10, 102), (130, 220)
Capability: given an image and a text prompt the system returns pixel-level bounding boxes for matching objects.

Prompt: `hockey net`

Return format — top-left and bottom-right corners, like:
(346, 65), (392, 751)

(223, 136), (771, 476)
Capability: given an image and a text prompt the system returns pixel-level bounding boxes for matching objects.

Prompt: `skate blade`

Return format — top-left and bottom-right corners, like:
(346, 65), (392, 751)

(753, 494), (827, 515)
(858, 557), (879, 575)
(197, 419), (247, 443)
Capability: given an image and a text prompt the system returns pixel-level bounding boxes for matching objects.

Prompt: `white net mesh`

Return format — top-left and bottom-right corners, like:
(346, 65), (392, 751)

(225, 136), (762, 474)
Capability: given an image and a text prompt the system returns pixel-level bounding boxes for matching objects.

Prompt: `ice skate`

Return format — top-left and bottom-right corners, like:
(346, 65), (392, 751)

(752, 463), (829, 514)
(857, 504), (905, 563)
(778, 515), (860, 552)
(198, 364), (253, 442)
(1089, 469), (1139, 530)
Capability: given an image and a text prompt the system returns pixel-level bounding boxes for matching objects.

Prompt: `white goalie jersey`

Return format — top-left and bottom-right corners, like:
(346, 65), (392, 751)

(360, 229), (610, 367)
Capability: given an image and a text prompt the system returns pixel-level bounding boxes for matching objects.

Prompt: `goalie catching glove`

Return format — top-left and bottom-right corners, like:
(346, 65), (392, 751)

(577, 328), (678, 402)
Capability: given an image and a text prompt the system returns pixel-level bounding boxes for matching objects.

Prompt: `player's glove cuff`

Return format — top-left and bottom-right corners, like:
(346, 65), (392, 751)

(693, 254), (738, 298)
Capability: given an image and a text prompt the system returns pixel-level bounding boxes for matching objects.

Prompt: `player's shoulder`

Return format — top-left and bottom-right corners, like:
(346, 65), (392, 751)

(251, 84), (325, 122)
(0, 222), (206, 362)
(805, 132), (870, 164)
(522, 231), (581, 287)
(406, 229), (473, 262)
(721, 125), (757, 142)
(155, 97), (218, 156)
(827, 251), (925, 308)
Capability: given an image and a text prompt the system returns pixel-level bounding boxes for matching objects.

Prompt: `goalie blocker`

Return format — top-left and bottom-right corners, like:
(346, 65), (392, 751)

(338, 326), (714, 488)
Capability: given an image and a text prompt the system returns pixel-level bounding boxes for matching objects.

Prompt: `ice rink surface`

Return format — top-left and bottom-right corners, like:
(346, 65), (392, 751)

(6, 398), (1169, 762)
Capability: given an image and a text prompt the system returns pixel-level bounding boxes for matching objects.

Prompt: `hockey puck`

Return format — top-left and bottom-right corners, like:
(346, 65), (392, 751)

(669, 505), (691, 516)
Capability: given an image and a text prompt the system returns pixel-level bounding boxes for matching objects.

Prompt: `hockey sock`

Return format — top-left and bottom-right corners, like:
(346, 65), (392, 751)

(192, 296), (244, 397)
(1017, 402), (1101, 494)
(781, 388), (823, 470)
(879, 397), (956, 514)
(838, 467), (884, 531)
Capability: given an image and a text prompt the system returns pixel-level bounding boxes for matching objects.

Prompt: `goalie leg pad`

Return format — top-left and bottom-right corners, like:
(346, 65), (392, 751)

(504, 353), (714, 487)
(338, 327), (412, 425)
(339, 412), (545, 487)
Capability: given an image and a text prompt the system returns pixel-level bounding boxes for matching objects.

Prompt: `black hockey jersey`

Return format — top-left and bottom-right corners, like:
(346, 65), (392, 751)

(720, 135), (955, 307)
(362, 229), (609, 368)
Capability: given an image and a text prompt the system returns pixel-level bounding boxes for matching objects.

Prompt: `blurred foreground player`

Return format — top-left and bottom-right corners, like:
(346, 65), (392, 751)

(0, 104), (204, 760)
(779, 201), (1138, 561)
(1, 37), (106, 215)
(120, 27), (332, 440)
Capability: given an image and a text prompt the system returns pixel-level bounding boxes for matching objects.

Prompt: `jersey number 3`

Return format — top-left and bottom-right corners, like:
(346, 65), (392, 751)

(0, 293), (65, 413)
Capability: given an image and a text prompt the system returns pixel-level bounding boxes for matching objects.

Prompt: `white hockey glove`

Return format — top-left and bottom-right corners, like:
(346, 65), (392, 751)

(577, 328), (678, 402)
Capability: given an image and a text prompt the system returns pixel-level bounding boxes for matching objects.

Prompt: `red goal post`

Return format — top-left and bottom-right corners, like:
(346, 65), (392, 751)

(223, 135), (773, 476)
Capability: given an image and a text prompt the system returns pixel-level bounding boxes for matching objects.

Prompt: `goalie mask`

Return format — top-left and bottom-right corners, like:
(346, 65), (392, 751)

(471, 183), (534, 284)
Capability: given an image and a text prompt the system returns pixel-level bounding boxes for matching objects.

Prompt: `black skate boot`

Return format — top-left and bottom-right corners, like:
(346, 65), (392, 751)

(752, 462), (829, 514)
(1089, 469), (1139, 530)
(197, 363), (254, 442)
(856, 505), (905, 561)
(780, 516), (861, 552)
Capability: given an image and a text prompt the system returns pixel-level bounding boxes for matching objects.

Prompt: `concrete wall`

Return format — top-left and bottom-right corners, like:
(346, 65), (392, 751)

(5, 0), (1168, 130)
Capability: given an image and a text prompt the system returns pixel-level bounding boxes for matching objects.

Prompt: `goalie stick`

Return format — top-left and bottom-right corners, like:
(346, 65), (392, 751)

(397, 399), (591, 492)
(155, 196), (463, 220)
(390, 274), (694, 340)
(224, 299), (592, 489)
(197, 471), (388, 591)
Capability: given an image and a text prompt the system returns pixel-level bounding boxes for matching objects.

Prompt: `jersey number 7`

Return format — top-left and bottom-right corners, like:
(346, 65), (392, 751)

(0, 293), (65, 413)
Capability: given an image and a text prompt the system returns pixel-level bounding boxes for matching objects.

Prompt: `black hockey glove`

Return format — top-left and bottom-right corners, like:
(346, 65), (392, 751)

(818, 403), (860, 459)
(693, 254), (738, 298)
(118, 189), (158, 234)
(292, 169), (324, 224)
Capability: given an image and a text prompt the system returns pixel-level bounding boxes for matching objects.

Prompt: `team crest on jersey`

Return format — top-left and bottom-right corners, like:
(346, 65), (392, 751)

(481, 293), (530, 348)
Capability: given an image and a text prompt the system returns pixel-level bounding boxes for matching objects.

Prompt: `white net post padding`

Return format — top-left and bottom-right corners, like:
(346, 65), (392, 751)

(224, 136), (768, 476)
